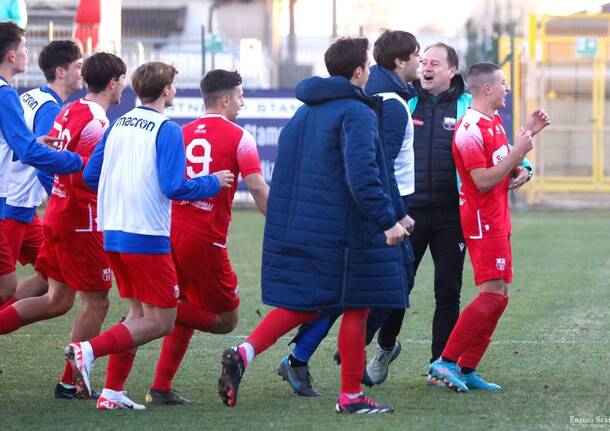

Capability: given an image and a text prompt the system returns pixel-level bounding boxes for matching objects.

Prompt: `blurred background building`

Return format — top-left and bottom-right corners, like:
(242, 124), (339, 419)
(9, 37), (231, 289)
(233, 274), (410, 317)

(4, 0), (610, 205)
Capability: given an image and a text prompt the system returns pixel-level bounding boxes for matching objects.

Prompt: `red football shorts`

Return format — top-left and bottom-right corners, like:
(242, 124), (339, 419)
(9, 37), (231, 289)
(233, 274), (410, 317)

(35, 225), (112, 292)
(107, 252), (179, 308)
(171, 230), (239, 313)
(465, 235), (512, 285)
(0, 222), (16, 276)
(0, 214), (44, 267)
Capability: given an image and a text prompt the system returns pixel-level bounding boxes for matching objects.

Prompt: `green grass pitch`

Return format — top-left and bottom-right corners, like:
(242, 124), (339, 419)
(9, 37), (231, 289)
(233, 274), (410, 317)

(0, 209), (609, 430)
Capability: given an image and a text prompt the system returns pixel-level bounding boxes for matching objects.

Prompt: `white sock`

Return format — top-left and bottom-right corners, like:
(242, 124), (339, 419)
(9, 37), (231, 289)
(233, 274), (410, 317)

(101, 388), (123, 399)
(238, 342), (255, 364)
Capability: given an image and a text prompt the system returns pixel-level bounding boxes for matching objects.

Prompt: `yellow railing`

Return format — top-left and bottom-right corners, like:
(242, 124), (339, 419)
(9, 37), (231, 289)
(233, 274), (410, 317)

(500, 14), (610, 202)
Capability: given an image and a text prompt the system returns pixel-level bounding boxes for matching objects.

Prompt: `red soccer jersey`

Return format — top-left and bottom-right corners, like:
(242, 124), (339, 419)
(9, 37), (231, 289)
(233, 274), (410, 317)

(452, 108), (511, 239)
(44, 99), (108, 231)
(172, 114), (262, 244)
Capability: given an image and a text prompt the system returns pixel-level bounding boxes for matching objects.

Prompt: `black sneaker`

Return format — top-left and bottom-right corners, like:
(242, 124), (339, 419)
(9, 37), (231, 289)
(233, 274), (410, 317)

(145, 388), (191, 405)
(218, 347), (245, 407)
(54, 383), (100, 400)
(277, 358), (320, 397)
(336, 393), (394, 414)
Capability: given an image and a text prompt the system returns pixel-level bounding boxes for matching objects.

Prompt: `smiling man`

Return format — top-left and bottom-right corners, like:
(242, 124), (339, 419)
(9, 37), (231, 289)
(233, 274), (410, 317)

(428, 62), (550, 392)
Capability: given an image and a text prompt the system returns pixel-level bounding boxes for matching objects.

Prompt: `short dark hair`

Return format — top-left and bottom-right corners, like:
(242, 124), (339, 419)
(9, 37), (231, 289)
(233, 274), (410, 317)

(201, 69), (242, 107)
(0, 21), (25, 64)
(132, 62), (178, 103)
(425, 42), (459, 69)
(467, 62), (501, 81)
(82, 52), (126, 93)
(324, 37), (369, 79)
(373, 30), (419, 70)
(38, 40), (83, 82)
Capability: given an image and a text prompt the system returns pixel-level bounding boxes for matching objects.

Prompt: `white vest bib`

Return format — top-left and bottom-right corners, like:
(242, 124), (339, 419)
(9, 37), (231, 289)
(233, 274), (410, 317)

(98, 107), (170, 235)
(7, 88), (57, 208)
(377, 92), (415, 196)
(0, 80), (13, 199)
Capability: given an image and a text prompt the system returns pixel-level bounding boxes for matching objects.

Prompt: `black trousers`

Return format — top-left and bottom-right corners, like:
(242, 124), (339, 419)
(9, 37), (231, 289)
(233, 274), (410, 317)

(374, 206), (466, 362)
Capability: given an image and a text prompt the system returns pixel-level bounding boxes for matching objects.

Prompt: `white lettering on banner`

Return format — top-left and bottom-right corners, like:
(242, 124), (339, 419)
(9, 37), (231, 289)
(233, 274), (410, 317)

(260, 160), (275, 183)
(165, 97), (302, 119)
(164, 98), (204, 119)
(243, 124), (283, 147)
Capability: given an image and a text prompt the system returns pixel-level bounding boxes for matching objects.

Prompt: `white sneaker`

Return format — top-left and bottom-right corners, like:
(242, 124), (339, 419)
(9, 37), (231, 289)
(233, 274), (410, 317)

(64, 342), (94, 398)
(97, 389), (145, 410)
(365, 341), (401, 385)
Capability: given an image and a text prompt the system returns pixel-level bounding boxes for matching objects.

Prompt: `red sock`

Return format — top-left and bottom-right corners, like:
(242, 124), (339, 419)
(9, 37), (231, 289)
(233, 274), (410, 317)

(175, 302), (217, 332)
(245, 308), (318, 354)
(60, 361), (74, 386)
(338, 308), (369, 394)
(0, 305), (22, 334)
(442, 292), (507, 362)
(458, 296), (509, 370)
(0, 296), (16, 311)
(151, 324), (194, 392)
(89, 323), (135, 358)
(104, 351), (136, 392)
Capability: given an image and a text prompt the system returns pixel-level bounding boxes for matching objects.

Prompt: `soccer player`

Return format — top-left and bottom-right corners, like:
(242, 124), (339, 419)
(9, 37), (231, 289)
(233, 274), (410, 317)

(218, 37), (408, 414)
(366, 43), (533, 388)
(428, 62), (550, 391)
(0, 52), (126, 399)
(146, 69), (268, 405)
(276, 30), (420, 396)
(75, 62), (234, 410)
(0, 22), (82, 318)
(0, 40), (83, 312)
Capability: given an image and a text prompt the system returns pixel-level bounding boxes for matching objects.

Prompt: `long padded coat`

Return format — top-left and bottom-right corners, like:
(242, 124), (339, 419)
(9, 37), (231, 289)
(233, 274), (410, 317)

(261, 76), (408, 311)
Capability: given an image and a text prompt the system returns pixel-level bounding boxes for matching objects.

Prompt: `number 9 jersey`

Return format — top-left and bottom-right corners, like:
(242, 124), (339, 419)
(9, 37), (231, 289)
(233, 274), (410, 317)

(172, 114), (262, 245)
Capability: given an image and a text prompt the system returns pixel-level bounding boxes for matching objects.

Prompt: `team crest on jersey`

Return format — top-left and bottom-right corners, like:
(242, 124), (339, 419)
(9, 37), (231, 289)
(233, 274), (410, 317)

(496, 258), (506, 271)
(195, 124), (207, 134)
(492, 145), (509, 166)
(102, 268), (112, 282)
(443, 117), (456, 130)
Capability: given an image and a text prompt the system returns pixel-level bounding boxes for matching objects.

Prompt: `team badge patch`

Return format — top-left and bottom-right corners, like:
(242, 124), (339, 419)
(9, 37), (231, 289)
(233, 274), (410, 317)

(102, 268), (112, 282)
(443, 117), (456, 130)
(492, 145), (509, 166)
(496, 258), (506, 271)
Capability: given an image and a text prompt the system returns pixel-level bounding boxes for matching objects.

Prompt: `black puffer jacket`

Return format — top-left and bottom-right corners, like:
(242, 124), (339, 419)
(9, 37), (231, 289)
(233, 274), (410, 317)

(409, 75), (466, 208)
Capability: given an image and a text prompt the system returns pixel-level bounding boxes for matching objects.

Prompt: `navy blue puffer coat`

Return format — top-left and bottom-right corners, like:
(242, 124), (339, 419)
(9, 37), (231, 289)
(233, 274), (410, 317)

(261, 76), (407, 311)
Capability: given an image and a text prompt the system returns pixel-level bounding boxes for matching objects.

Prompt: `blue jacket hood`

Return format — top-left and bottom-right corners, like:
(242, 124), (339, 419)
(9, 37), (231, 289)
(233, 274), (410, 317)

(296, 76), (372, 106)
(365, 65), (413, 98)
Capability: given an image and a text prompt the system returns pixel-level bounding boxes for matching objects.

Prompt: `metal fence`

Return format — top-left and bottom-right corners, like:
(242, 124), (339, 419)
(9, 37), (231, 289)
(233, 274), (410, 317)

(14, 24), (242, 89)
(499, 14), (610, 204)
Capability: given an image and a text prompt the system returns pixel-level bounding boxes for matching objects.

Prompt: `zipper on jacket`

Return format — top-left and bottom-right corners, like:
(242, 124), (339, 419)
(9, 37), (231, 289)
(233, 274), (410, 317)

(428, 102), (435, 206)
